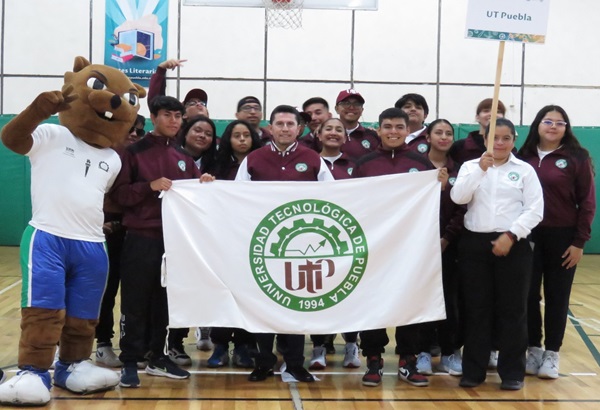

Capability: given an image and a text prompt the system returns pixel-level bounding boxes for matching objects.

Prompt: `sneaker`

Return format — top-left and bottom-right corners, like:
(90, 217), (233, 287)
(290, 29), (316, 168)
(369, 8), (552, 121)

(398, 356), (429, 387)
(168, 345), (192, 366)
(525, 346), (544, 375)
(195, 327), (214, 351)
(207, 344), (229, 368)
(362, 356), (384, 387)
(538, 350), (559, 379)
(343, 342), (361, 368)
(119, 363), (140, 388)
(416, 352), (433, 375)
(232, 345), (254, 368)
(96, 344), (123, 368)
(438, 351), (462, 376)
(488, 350), (498, 369)
(308, 346), (326, 370)
(146, 357), (190, 379)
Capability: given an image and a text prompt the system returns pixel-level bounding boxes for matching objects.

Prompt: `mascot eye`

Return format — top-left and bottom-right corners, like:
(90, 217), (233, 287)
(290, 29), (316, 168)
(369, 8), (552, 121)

(123, 93), (139, 106)
(86, 78), (107, 90)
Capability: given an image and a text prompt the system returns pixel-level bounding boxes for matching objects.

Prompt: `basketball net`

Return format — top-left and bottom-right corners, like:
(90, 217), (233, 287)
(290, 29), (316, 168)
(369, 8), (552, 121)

(263, 0), (304, 29)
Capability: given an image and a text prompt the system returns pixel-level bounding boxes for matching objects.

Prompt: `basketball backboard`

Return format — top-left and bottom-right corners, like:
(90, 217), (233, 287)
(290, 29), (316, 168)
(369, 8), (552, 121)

(183, 0), (378, 10)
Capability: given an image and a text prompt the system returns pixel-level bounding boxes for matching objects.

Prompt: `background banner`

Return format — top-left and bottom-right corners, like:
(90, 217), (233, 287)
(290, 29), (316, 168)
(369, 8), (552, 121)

(162, 171), (445, 334)
(104, 0), (168, 86)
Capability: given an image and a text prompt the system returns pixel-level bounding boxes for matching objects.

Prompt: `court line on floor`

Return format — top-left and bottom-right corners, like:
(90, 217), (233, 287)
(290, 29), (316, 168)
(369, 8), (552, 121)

(568, 308), (600, 367)
(0, 279), (21, 295)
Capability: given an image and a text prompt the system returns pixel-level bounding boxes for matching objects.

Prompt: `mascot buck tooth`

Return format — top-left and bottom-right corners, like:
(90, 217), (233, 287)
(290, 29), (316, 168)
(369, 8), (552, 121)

(0, 56), (146, 406)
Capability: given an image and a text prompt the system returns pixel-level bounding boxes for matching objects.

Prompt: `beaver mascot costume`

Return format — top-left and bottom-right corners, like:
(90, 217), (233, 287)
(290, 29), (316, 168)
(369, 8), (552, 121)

(0, 56), (145, 406)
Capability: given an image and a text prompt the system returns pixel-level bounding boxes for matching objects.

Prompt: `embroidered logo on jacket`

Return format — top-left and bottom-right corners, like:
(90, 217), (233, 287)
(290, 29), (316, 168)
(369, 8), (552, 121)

(555, 159), (567, 169)
(417, 143), (428, 153)
(361, 140), (371, 149)
(178, 160), (186, 171)
(295, 163), (308, 172)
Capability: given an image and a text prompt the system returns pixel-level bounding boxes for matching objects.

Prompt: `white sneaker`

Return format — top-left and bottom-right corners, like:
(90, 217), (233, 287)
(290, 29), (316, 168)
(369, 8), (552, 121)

(308, 346), (326, 370)
(343, 342), (361, 368)
(488, 350), (498, 369)
(438, 351), (462, 376)
(416, 352), (433, 375)
(538, 350), (559, 379)
(525, 346), (544, 375)
(96, 345), (123, 368)
(195, 327), (214, 351)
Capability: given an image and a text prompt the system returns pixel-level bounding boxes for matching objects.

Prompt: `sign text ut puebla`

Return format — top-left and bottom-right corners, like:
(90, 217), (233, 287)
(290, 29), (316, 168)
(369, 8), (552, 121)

(466, 0), (550, 44)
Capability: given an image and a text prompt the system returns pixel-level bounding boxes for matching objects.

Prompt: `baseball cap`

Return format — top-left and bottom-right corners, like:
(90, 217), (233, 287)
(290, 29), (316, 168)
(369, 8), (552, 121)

(237, 96), (262, 112)
(336, 89), (365, 105)
(183, 88), (208, 106)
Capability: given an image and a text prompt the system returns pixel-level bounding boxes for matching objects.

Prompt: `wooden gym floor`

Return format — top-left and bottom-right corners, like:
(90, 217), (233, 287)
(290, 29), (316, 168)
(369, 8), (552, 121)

(1, 246), (600, 409)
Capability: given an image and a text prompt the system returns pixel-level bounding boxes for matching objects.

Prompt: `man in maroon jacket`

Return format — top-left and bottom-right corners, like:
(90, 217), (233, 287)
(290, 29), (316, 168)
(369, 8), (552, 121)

(334, 89), (380, 161)
(394, 93), (430, 155)
(354, 107), (447, 389)
(110, 96), (200, 389)
(236, 105), (333, 383)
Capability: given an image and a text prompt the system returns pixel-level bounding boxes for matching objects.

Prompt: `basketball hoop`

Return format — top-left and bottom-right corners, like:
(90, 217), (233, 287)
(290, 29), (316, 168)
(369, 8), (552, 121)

(263, 0), (304, 30)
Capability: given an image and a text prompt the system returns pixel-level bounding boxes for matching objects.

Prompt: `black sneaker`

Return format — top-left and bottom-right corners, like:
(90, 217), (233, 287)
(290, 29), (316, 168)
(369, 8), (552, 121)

(323, 334), (336, 354)
(398, 355), (429, 387)
(362, 356), (384, 387)
(119, 362), (140, 388)
(146, 356), (190, 379)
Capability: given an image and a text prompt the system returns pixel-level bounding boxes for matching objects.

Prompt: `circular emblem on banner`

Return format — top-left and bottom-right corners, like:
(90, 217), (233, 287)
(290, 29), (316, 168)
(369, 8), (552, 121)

(178, 160), (186, 171)
(508, 172), (520, 181)
(249, 199), (368, 312)
(295, 163), (308, 172)
(409, 168), (419, 173)
(555, 159), (568, 169)
(361, 140), (371, 149)
(417, 143), (428, 153)
(448, 177), (456, 186)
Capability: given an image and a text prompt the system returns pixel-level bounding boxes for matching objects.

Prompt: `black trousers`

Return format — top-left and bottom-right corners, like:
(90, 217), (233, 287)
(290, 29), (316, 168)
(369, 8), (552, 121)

(458, 230), (532, 382)
(254, 333), (305, 368)
(119, 232), (169, 363)
(528, 227), (577, 352)
(95, 226), (125, 344)
(310, 332), (358, 346)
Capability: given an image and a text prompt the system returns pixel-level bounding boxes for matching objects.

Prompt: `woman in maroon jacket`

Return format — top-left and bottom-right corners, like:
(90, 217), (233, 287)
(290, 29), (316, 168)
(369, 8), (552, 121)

(213, 120), (262, 181)
(518, 105), (596, 379)
(206, 120), (262, 368)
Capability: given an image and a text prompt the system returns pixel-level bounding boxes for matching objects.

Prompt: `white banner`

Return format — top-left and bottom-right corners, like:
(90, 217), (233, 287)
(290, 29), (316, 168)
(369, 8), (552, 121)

(162, 171), (445, 334)
(465, 0), (551, 43)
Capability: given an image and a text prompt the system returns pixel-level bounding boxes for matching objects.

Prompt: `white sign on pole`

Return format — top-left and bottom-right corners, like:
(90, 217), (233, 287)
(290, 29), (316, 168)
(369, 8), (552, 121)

(465, 0), (551, 44)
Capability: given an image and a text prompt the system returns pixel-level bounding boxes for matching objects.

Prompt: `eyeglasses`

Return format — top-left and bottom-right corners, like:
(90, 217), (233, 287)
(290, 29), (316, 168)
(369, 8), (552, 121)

(129, 127), (145, 137)
(541, 119), (567, 127)
(338, 101), (363, 109)
(239, 105), (261, 113)
(185, 100), (207, 107)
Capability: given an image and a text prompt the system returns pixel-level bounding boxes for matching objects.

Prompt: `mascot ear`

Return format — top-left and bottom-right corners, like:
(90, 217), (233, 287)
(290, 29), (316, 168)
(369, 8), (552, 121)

(135, 84), (147, 99)
(73, 56), (91, 73)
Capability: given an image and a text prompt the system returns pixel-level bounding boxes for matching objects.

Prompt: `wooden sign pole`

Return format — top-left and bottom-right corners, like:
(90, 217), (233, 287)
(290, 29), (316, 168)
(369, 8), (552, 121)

(486, 40), (505, 153)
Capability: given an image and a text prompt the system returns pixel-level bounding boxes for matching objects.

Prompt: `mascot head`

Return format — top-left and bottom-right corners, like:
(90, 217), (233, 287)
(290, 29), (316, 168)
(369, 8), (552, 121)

(59, 56), (146, 148)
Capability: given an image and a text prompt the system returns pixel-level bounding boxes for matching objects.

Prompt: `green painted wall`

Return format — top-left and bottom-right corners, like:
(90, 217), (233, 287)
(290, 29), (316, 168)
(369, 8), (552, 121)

(1, 116), (598, 252)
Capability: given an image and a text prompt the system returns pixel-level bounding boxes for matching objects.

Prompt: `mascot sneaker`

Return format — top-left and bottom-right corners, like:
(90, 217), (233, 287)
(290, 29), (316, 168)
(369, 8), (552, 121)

(0, 368), (52, 406)
(54, 360), (119, 394)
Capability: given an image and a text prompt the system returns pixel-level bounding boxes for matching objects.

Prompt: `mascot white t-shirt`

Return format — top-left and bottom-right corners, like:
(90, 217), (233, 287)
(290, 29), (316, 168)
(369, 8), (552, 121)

(27, 123), (121, 242)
